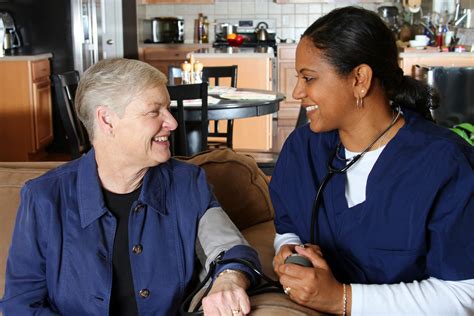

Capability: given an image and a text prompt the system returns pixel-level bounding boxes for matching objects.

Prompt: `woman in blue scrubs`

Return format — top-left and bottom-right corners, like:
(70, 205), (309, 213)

(270, 6), (474, 315)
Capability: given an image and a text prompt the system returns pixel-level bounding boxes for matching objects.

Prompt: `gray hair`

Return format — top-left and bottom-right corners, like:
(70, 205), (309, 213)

(75, 58), (168, 140)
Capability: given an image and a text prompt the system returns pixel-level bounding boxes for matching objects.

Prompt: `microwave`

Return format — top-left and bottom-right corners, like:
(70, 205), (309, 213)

(150, 17), (184, 43)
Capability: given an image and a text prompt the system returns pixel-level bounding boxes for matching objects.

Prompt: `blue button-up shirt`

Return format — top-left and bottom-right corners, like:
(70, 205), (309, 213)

(1, 150), (259, 315)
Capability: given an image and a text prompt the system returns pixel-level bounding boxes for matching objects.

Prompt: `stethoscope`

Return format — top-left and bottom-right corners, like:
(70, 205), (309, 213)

(309, 106), (402, 244)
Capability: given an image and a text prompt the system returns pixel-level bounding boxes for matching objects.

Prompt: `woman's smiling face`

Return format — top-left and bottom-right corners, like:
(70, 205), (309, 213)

(292, 37), (356, 133)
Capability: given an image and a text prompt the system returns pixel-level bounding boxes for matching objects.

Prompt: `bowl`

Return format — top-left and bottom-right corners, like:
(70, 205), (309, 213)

(409, 40), (427, 49)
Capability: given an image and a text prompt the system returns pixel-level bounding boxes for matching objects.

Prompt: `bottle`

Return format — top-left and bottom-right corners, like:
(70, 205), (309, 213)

(201, 17), (209, 44)
(436, 25), (444, 50)
(197, 13), (204, 44)
(193, 61), (203, 83)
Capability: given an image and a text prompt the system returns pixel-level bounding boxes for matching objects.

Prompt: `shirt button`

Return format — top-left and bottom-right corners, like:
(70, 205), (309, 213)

(132, 244), (143, 254)
(133, 203), (143, 212)
(139, 289), (150, 298)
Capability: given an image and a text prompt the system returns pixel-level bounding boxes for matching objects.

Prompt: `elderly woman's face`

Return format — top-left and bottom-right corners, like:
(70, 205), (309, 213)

(292, 37), (355, 133)
(112, 84), (177, 167)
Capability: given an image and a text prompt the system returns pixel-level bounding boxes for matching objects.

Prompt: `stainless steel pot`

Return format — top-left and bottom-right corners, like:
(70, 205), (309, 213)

(255, 22), (269, 41)
(222, 23), (237, 36)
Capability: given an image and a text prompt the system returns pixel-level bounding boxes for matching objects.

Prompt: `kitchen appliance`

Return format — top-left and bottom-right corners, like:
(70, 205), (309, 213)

(214, 18), (277, 55)
(415, 65), (474, 127)
(0, 11), (22, 50)
(255, 22), (269, 42)
(147, 17), (184, 43)
(0, 17), (4, 56)
(377, 5), (401, 36)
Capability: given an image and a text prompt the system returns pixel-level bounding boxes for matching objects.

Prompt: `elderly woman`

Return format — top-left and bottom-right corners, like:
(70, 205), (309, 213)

(270, 6), (474, 316)
(0, 58), (259, 315)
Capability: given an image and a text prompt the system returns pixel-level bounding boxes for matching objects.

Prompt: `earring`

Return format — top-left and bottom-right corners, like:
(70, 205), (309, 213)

(356, 96), (364, 108)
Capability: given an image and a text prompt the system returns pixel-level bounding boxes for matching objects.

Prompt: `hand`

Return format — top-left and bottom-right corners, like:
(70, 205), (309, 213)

(277, 244), (349, 315)
(273, 243), (298, 278)
(202, 270), (251, 315)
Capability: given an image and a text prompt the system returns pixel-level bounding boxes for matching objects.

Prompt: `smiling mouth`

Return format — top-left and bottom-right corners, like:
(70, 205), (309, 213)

(153, 136), (169, 142)
(305, 105), (319, 112)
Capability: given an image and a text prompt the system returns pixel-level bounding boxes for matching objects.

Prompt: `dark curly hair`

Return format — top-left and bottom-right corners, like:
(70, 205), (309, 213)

(303, 6), (438, 121)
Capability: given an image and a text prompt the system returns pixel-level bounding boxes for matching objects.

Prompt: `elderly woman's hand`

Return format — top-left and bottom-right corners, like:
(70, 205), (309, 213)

(202, 270), (251, 315)
(277, 244), (349, 315)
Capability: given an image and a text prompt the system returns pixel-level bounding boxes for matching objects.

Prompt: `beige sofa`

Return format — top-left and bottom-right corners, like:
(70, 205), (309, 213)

(0, 149), (320, 315)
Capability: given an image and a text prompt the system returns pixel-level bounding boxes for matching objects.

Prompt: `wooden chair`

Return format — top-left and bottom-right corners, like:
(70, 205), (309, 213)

(202, 65), (238, 149)
(51, 71), (91, 159)
(167, 82), (209, 156)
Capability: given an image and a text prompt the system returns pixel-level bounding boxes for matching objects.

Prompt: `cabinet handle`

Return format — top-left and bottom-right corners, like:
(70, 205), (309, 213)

(107, 39), (115, 45)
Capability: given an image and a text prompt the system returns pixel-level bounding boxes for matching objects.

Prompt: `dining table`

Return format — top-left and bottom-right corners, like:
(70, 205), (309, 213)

(170, 87), (285, 156)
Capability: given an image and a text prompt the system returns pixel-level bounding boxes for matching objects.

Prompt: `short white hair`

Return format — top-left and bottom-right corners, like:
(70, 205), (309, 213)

(75, 58), (167, 140)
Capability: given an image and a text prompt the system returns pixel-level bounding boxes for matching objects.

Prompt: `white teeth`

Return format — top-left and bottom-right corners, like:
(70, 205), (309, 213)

(153, 136), (168, 142)
(306, 105), (319, 112)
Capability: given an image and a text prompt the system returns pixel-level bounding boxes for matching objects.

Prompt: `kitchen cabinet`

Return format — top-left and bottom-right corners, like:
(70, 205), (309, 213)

(0, 56), (53, 161)
(139, 0), (213, 4)
(190, 48), (275, 151)
(139, 44), (211, 77)
(277, 44), (301, 150)
(399, 52), (474, 76)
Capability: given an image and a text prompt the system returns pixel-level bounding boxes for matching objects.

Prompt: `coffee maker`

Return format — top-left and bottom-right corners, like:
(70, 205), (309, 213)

(0, 11), (22, 52)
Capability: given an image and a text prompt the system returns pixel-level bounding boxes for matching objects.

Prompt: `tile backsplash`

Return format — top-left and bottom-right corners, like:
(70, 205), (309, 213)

(138, 0), (385, 44)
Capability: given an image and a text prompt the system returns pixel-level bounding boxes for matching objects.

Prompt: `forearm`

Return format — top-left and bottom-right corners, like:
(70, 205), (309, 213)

(351, 277), (474, 315)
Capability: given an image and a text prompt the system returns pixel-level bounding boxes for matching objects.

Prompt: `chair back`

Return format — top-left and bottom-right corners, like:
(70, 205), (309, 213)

(167, 82), (208, 156)
(202, 65), (238, 87)
(168, 66), (183, 86)
(52, 71), (91, 159)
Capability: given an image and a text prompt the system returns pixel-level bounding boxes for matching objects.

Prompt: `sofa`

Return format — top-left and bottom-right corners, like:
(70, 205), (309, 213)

(0, 149), (320, 315)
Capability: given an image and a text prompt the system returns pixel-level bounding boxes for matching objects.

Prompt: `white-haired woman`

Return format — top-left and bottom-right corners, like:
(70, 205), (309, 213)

(1, 58), (258, 316)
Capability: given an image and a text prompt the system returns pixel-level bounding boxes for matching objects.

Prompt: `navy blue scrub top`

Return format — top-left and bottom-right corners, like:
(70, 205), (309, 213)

(270, 108), (474, 285)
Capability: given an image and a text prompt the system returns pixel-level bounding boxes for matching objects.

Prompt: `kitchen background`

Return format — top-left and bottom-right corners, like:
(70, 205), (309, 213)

(138, 0), (474, 44)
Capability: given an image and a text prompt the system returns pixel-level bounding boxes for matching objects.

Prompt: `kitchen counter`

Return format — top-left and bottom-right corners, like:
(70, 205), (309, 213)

(399, 51), (474, 58)
(399, 51), (474, 76)
(191, 47), (275, 58)
(139, 43), (212, 49)
(0, 52), (53, 62)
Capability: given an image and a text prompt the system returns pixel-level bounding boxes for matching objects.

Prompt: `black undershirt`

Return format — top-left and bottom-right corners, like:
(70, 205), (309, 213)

(103, 186), (141, 316)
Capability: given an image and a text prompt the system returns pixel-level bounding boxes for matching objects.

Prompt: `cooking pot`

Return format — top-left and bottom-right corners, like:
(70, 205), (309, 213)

(255, 22), (269, 42)
(222, 23), (237, 37)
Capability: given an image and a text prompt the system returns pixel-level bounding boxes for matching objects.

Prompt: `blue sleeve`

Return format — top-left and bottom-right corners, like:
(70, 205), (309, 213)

(426, 145), (474, 280)
(269, 137), (298, 235)
(0, 185), (59, 315)
(214, 245), (261, 287)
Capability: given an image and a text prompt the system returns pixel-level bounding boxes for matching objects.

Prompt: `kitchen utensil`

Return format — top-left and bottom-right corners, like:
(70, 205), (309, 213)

(255, 22), (269, 42)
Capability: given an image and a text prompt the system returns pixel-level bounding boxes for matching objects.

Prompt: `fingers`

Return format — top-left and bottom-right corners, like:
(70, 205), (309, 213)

(294, 245), (329, 270)
(273, 244), (297, 277)
(202, 287), (250, 315)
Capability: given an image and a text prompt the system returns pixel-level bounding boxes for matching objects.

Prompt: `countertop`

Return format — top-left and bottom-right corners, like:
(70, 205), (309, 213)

(399, 51), (474, 58)
(190, 47), (275, 58)
(0, 49), (53, 61)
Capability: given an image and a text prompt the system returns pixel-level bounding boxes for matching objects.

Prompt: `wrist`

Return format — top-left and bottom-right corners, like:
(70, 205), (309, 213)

(215, 269), (250, 289)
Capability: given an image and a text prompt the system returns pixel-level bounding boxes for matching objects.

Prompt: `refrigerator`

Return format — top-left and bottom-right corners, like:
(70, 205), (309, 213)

(0, 0), (137, 148)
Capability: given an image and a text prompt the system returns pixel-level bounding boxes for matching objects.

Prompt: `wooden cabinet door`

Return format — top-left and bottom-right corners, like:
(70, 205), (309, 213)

(278, 61), (300, 120)
(32, 79), (53, 151)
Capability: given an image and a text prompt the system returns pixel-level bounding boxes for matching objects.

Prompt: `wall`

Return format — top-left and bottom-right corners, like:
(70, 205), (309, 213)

(138, 0), (385, 44)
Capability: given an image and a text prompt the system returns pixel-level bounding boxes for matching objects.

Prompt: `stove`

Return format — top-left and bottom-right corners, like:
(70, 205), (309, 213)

(213, 18), (277, 55)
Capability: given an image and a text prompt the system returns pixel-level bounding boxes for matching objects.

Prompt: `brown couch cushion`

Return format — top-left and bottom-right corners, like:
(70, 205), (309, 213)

(178, 149), (274, 230)
(0, 162), (65, 298)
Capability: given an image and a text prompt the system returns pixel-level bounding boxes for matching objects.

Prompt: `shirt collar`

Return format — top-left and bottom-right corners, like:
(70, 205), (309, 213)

(78, 149), (169, 228)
